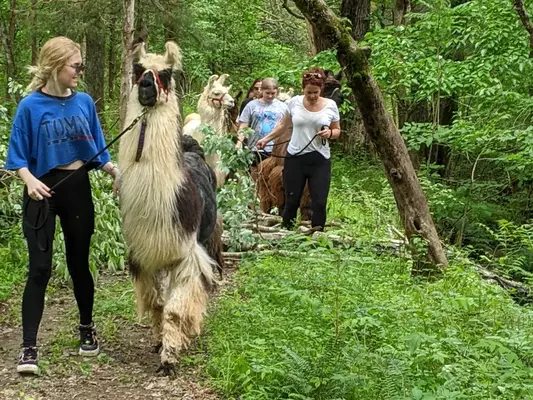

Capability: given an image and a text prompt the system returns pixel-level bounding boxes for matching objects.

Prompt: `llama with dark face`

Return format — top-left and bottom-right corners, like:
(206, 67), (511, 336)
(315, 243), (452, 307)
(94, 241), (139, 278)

(118, 40), (222, 375)
(323, 70), (345, 107)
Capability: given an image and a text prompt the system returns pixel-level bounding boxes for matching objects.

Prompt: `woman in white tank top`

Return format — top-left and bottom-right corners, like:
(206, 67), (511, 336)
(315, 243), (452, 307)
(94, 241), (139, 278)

(256, 69), (341, 230)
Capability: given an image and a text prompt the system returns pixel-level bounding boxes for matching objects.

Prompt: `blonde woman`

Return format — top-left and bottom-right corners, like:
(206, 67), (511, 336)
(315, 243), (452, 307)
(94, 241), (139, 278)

(4, 36), (119, 374)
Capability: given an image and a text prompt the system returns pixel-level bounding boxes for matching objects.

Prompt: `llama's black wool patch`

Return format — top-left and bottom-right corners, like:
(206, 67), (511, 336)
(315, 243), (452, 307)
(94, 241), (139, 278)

(174, 169), (202, 236)
(173, 152), (218, 247)
(133, 63), (146, 82)
(128, 255), (142, 278)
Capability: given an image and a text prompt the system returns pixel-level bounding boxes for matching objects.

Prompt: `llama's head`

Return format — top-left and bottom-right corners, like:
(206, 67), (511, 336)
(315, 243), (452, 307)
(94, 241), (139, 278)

(132, 40), (183, 107)
(323, 70), (344, 107)
(277, 87), (294, 103)
(204, 74), (235, 110)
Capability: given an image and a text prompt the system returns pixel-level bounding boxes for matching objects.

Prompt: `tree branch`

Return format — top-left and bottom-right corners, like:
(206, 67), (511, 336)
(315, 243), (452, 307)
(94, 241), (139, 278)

(514, 0), (533, 57)
(282, 0), (305, 20)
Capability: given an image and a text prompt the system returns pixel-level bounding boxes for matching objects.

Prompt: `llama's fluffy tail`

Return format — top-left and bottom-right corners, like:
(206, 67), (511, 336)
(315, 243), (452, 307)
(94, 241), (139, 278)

(176, 239), (217, 293)
(163, 241), (217, 345)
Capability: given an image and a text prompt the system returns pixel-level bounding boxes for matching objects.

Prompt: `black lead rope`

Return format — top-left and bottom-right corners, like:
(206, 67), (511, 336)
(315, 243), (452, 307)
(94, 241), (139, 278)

(246, 125), (330, 159)
(23, 109), (147, 252)
(264, 134), (324, 159)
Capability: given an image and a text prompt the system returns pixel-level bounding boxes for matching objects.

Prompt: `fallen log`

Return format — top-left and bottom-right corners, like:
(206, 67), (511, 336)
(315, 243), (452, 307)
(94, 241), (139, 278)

(474, 265), (533, 304)
(222, 250), (308, 259)
(242, 223), (285, 233)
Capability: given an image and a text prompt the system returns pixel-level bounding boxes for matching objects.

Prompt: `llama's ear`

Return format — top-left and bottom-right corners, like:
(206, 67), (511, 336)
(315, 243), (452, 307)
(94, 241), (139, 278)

(217, 74), (229, 86)
(208, 75), (218, 88)
(164, 41), (182, 70)
(335, 70), (344, 81)
(288, 88), (294, 96)
(227, 84), (232, 92)
(131, 40), (146, 63)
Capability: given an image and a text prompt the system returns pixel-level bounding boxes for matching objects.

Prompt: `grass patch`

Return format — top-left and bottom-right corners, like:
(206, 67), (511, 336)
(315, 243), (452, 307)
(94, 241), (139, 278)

(206, 250), (533, 399)
(204, 153), (533, 399)
(92, 273), (137, 341)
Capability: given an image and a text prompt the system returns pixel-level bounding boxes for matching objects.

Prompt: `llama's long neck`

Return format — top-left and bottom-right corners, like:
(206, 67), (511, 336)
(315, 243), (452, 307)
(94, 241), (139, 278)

(118, 90), (187, 269)
(198, 93), (227, 136)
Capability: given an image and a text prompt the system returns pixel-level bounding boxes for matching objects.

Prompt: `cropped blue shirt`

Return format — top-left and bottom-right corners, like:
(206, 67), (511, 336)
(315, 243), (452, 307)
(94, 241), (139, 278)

(4, 90), (111, 178)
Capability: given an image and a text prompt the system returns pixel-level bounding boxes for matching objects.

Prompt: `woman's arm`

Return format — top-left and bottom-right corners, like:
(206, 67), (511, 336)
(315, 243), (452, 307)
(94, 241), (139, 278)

(101, 162), (119, 178)
(256, 114), (292, 149)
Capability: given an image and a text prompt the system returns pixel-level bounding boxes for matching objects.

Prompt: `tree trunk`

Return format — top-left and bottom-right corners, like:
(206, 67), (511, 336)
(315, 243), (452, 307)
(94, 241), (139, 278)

(513, 0), (533, 59)
(30, 0), (38, 65)
(339, 0), (371, 155)
(341, 0), (371, 40)
(0, 21), (16, 99)
(108, 17), (117, 101)
(162, 13), (184, 117)
(85, 25), (106, 120)
(0, 0), (17, 99)
(119, 0), (135, 131)
(292, 0), (448, 271)
(393, 0), (411, 26)
(306, 20), (330, 55)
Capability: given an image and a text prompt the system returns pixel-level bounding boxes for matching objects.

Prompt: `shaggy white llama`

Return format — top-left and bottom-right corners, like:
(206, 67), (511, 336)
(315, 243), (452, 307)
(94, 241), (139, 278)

(182, 74), (235, 187)
(118, 40), (222, 375)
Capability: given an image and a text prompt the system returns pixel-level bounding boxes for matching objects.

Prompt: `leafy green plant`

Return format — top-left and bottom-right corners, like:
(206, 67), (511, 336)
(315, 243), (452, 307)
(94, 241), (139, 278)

(200, 124), (257, 251)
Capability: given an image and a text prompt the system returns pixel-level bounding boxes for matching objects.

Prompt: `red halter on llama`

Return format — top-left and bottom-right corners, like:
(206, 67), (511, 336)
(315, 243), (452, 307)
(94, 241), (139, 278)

(118, 40), (223, 375)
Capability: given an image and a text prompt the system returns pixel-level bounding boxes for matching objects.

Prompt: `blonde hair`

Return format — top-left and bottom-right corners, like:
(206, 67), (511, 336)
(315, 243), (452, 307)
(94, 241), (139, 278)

(27, 36), (81, 92)
(261, 77), (279, 91)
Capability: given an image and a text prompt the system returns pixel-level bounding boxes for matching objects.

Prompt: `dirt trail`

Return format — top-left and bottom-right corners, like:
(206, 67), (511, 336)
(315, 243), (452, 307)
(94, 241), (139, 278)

(0, 272), (226, 400)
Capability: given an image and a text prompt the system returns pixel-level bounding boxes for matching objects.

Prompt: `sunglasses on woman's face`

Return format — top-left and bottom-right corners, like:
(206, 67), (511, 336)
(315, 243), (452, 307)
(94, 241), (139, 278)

(68, 63), (85, 74)
(304, 73), (322, 79)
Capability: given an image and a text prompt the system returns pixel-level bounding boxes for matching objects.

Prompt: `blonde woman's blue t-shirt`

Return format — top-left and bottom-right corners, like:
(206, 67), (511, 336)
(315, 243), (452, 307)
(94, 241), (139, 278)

(4, 90), (111, 178)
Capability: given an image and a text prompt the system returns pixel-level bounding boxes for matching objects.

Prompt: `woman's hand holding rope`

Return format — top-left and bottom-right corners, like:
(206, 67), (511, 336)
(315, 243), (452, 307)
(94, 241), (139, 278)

(317, 126), (333, 139)
(26, 176), (52, 201)
(17, 168), (51, 201)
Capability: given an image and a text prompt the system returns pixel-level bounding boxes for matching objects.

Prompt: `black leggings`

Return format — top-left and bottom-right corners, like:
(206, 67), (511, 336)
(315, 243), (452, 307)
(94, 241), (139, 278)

(282, 151), (331, 229)
(21, 168), (95, 347)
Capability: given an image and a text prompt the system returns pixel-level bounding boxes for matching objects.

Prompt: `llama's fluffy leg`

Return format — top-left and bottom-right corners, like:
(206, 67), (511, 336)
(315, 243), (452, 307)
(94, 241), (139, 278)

(158, 241), (215, 375)
(150, 306), (163, 353)
(132, 270), (166, 353)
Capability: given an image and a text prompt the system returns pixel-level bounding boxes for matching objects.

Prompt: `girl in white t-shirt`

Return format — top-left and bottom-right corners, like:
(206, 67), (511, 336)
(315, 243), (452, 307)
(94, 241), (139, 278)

(238, 78), (289, 163)
(256, 69), (341, 230)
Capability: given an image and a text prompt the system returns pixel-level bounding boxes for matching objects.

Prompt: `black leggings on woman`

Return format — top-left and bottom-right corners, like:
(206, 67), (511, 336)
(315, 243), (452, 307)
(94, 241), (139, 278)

(282, 151), (331, 229)
(21, 168), (95, 347)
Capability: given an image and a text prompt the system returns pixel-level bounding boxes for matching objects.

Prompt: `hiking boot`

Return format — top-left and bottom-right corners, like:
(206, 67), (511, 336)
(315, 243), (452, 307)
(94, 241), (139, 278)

(79, 322), (100, 356)
(17, 346), (39, 375)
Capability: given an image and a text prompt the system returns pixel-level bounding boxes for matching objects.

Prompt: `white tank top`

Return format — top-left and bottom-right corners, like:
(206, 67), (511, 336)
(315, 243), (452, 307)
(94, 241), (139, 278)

(286, 95), (340, 159)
